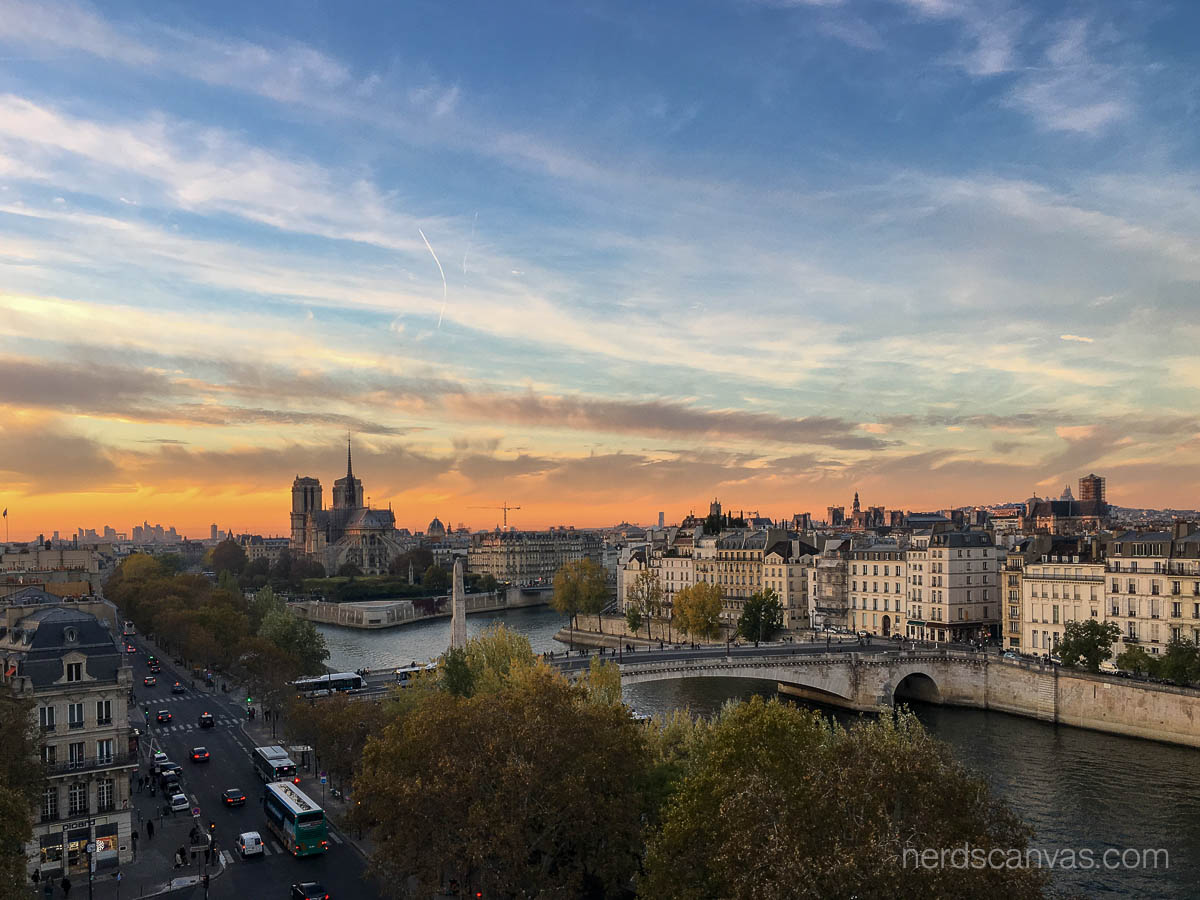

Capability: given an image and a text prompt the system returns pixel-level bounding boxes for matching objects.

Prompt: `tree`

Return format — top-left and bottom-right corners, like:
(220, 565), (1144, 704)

(210, 538), (248, 575)
(580, 656), (623, 707)
(737, 588), (783, 643)
(258, 608), (330, 675)
(674, 583), (723, 641)
(1115, 644), (1153, 674)
(440, 646), (476, 698)
(247, 586), (285, 632)
(388, 548), (434, 579)
(336, 562), (363, 578)
(1156, 638), (1200, 685)
(553, 559), (608, 633)
(625, 603), (643, 639)
(0, 696), (43, 894)
(475, 573), (499, 593)
(422, 565), (450, 594)
(357, 666), (648, 899)
(626, 570), (662, 640)
(284, 692), (389, 790)
(1055, 619), (1121, 672)
(642, 697), (1048, 900)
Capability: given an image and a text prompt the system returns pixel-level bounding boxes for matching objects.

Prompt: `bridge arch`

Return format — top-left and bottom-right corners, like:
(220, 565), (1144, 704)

(893, 671), (941, 705)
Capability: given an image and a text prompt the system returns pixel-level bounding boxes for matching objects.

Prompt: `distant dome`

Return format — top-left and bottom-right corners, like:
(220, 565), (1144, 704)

(427, 516), (446, 538)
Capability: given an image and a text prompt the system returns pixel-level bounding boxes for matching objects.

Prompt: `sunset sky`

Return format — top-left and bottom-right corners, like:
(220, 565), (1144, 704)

(1, 0), (1198, 540)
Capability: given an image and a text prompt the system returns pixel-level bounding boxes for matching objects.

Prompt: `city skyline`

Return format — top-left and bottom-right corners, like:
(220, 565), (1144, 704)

(2, 1), (1199, 538)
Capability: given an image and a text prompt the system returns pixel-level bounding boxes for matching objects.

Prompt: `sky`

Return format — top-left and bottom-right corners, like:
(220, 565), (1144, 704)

(1, 0), (1199, 540)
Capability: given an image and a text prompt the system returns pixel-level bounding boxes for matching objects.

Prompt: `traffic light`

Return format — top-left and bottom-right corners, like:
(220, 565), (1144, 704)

(246, 696), (252, 704)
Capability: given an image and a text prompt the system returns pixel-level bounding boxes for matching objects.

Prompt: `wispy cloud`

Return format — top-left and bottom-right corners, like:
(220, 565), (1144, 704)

(1060, 334), (1094, 344)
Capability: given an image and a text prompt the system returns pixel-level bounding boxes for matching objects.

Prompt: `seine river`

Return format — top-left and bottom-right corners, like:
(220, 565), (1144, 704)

(319, 606), (1199, 897)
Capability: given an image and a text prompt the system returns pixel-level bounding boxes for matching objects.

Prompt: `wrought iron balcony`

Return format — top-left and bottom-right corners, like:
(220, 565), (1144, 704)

(45, 750), (136, 776)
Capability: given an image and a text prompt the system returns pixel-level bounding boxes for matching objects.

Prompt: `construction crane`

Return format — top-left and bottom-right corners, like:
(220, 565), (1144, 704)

(468, 502), (522, 529)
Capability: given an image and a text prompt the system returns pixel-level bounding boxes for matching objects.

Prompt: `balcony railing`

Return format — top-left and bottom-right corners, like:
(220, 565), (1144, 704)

(41, 723), (56, 733)
(45, 750), (136, 776)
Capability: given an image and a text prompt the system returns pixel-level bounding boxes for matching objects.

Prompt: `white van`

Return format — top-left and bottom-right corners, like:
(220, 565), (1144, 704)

(236, 831), (264, 858)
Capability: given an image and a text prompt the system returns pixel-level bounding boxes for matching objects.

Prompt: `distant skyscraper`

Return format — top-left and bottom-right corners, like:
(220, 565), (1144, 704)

(1079, 473), (1106, 505)
(210, 523), (218, 540)
(658, 511), (665, 528)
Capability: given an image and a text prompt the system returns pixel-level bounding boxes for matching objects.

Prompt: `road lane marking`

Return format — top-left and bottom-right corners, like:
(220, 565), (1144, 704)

(329, 831), (343, 844)
(269, 841), (283, 854)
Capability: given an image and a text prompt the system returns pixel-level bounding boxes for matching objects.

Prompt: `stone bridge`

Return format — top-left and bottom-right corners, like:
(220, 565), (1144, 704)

(612, 650), (983, 713)
(554, 647), (1200, 747)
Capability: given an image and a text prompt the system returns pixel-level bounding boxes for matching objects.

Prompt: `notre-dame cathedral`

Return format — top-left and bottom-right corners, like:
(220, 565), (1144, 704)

(289, 440), (408, 575)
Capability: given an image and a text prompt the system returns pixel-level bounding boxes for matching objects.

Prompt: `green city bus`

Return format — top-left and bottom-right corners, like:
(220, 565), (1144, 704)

(262, 781), (329, 856)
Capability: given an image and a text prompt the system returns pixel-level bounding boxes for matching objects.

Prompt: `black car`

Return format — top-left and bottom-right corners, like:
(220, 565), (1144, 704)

(221, 788), (246, 808)
(198, 712), (215, 728)
(291, 884), (329, 900)
(171, 682), (186, 694)
(190, 747), (210, 763)
(156, 709), (172, 723)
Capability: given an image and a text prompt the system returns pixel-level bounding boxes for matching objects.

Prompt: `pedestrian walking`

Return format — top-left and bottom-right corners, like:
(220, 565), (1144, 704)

(146, 819), (154, 840)
(60, 876), (71, 896)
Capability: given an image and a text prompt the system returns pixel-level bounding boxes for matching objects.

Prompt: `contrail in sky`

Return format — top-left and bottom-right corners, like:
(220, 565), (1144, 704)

(463, 211), (477, 276)
(418, 227), (448, 328)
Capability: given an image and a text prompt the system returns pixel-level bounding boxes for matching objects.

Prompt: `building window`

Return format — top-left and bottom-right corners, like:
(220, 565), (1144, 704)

(67, 782), (87, 816)
(68, 703), (84, 729)
(97, 779), (114, 812)
(66, 662), (82, 682)
(96, 700), (112, 725)
(96, 739), (114, 764)
(68, 742), (85, 768)
(41, 787), (58, 822)
(41, 745), (57, 766)
(39, 706), (56, 732)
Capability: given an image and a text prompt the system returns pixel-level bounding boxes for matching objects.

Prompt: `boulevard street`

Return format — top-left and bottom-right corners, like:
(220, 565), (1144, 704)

(127, 643), (381, 900)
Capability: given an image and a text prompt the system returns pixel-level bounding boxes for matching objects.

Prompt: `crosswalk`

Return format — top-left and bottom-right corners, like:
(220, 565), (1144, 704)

(155, 716), (240, 734)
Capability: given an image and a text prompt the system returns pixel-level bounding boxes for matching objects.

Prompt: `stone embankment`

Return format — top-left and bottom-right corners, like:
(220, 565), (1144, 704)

(292, 586), (548, 630)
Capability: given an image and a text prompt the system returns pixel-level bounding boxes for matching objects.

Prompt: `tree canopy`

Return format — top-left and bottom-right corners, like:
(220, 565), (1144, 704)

(209, 537), (248, 575)
(1056, 619), (1121, 672)
(357, 665), (648, 899)
(641, 697), (1048, 900)
(626, 569), (663, 639)
(736, 588), (783, 643)
(673, 582), (724, 641)
(0, 696), (43, 894)
(552, 558), (609, 631)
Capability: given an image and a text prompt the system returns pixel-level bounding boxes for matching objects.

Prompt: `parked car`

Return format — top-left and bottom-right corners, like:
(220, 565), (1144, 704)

(236, 832), (264, 858)
(152, 751), (168, 766)
(222, 788), (246, 808)
(169, 792), (190, 812)
(1002, 651), (1020, 660)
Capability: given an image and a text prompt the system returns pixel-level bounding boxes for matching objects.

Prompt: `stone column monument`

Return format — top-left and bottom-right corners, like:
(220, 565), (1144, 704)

(449, 557), (467, 650)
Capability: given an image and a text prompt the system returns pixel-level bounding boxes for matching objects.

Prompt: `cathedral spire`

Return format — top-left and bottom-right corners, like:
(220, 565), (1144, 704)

(346, 432), (354, 480)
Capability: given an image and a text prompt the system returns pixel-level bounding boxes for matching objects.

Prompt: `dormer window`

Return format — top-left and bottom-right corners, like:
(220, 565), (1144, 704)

(66, 662), (82, 682)
(64, 627), (77, 644)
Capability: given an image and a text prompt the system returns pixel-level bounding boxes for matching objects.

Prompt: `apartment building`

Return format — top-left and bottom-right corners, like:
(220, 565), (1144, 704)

(919, 531), (998, 643)
(1106, 527), (1200, 657)
(1022, 545), (1105, 654)
(1, 604), (135, 881)
(849, 542), (906, 637)
(468, 528), (603, 584)
(763, 540), (819, 631)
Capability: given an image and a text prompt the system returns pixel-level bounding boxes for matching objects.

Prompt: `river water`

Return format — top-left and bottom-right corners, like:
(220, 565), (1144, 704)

(319, 607), (1199, 897)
